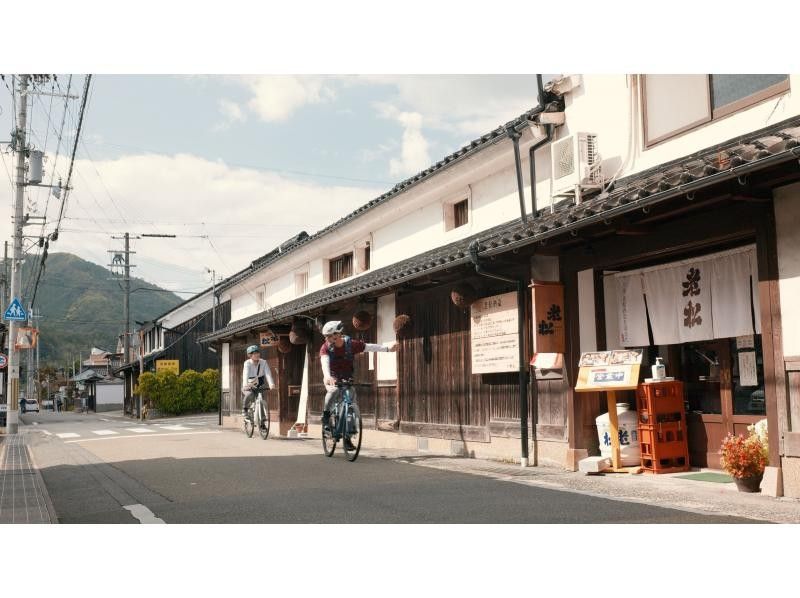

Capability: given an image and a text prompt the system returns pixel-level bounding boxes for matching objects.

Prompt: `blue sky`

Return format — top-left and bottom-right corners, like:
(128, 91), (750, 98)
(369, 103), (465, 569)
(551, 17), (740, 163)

(0, 74), (545, 297)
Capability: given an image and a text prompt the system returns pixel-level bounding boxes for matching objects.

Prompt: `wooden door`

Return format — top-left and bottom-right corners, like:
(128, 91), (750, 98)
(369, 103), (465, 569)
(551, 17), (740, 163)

(682, 339), (765, 468)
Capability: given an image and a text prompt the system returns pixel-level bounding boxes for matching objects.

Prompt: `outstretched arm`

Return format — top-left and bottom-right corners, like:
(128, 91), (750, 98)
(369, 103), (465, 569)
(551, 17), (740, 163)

(364, 341), (398, 352)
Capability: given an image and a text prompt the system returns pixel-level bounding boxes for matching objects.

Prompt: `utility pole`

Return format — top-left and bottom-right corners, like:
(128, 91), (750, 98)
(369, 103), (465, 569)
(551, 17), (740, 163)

(5, 75), (29, 433)
(108, 233), (174, 419)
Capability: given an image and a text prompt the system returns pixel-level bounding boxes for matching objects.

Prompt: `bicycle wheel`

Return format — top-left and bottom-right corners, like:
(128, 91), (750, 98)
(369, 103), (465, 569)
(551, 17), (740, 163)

(259, 399), (270, 440)
(322, 408), (337, 457)
(343, 403), (362, 462)
(244, 406), (254, 438)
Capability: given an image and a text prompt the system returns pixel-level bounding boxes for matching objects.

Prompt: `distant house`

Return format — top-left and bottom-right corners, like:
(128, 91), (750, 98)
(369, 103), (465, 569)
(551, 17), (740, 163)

(82, 347), (117, 378)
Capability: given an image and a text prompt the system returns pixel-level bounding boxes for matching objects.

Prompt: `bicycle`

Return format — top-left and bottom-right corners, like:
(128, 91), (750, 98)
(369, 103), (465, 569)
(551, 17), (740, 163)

(321, 379), (362, 462)
(243, 387), (270, 440)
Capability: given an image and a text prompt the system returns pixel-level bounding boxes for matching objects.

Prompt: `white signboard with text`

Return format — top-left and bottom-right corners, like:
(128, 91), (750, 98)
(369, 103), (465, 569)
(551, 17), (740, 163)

(470, 291), (518, 374)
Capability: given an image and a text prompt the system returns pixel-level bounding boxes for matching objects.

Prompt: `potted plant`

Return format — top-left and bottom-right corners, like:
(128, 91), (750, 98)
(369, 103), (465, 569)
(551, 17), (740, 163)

(719, 419), (768, 492)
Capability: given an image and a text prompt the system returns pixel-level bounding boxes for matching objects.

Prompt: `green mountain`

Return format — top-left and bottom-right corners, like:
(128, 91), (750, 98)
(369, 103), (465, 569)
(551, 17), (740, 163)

(16, 252), (183, 366)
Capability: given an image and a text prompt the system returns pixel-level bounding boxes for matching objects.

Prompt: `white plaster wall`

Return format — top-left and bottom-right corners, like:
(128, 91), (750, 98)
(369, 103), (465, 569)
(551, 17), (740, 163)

(774, 182), (800, 357)
(376, 294), (397, 380)
(96, 383), (123, 406)
(560, 74), (800, 189)
(221, 343), (230, 390)
(578, 268), (597, 353)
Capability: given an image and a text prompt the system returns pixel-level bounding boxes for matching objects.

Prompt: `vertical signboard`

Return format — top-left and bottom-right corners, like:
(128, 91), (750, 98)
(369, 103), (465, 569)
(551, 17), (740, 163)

(531, 281), (565, 354)
(470, 291), (518, 374)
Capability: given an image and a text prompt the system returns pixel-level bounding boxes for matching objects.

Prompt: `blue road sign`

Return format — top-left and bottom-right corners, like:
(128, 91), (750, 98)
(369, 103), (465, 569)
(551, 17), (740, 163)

(3, 298), (27, 321)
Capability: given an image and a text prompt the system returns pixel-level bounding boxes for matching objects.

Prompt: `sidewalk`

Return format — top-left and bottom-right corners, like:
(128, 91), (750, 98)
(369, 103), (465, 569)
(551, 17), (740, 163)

(0, 433), (58, 523)
(367, 447), (800, 524)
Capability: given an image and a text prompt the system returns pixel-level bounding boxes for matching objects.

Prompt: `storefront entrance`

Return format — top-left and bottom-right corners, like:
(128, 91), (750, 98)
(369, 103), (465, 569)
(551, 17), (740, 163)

(679, 339), (765, 468)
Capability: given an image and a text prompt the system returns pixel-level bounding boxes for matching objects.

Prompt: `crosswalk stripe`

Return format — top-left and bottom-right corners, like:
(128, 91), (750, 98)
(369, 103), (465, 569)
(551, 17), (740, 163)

(125, 427), (156, 433)
(157, 425), (191, 431)
(92, 430), (119, 436)
(56, 432), (80, 439)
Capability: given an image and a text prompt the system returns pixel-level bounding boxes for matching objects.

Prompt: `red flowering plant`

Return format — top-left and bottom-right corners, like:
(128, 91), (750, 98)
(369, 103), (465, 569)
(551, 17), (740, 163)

(719, 431), (768, 480)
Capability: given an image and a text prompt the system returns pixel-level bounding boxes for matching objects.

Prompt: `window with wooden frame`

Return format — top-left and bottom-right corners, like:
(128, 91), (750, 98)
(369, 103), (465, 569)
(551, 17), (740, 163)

(643, 74), (789, 147)
(328, 252), (353, 283)
(355, 241), (371, 274)
(255, 287), (265, 311)
(444, 196), (470, 231)
(294, 268), (308, 297)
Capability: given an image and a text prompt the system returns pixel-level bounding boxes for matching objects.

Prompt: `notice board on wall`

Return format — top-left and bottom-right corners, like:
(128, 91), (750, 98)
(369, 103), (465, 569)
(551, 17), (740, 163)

(470, 291), (519, 374)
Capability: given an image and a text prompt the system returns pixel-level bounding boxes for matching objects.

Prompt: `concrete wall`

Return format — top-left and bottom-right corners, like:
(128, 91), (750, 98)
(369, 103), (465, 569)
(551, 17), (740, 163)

(96, 382), (124, 412)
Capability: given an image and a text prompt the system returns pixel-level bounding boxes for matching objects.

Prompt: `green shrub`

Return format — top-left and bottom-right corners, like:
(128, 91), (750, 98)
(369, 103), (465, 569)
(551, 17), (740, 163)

(135, 368), (219, 415)
(135, 372), (159, 409)
(200, 368), (220, 412)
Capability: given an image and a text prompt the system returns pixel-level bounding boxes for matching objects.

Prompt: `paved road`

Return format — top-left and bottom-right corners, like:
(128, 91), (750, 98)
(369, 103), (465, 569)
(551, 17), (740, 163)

(22, 411), (760, 524)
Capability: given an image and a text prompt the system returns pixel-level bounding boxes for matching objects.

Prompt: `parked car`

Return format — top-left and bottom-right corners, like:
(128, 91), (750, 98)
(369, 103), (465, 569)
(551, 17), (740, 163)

(23, 398), (40, 413)
(42, 399), (54, 410)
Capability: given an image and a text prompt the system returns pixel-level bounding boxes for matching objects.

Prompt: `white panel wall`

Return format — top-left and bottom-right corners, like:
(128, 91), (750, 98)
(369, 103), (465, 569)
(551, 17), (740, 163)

(222, 343), (230, 390)
(562, 74), (800, 188)
(578, 268), (597, 353)
(376, 294), (397, 380)
(774, 182), (800, 357)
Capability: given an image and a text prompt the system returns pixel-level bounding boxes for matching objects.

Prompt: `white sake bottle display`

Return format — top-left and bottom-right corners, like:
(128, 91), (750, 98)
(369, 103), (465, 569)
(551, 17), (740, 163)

(595, 403), (641, 466)
(651, 357), (666, 381)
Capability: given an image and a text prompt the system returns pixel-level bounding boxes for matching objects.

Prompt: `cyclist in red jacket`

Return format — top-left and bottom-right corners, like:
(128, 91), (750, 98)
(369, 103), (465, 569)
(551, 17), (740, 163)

(319, 320), (397, 429)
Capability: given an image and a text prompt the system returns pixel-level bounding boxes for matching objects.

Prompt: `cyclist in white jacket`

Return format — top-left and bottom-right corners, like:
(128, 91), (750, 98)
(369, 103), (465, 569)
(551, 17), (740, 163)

(242, 345), (276, 417)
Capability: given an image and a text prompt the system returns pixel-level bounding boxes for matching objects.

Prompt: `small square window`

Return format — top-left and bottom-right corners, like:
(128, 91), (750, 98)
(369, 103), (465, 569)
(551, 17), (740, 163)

(454, 199), (469, 228)
(445, 197), (470, 231)
(329, 252), (353, 283)
(295, 271), (308, 296)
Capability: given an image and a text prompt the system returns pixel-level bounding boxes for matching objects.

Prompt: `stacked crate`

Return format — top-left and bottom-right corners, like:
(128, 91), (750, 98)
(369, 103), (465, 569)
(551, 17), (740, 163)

(636, 381), (689, 473)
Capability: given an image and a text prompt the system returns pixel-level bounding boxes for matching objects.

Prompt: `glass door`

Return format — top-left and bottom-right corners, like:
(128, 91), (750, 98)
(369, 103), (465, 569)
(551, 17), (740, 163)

(681, 338), (765, 468)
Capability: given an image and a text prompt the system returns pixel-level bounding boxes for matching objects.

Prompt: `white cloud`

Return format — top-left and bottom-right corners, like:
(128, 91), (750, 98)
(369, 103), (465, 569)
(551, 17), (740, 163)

(216, 99), (246, 129)
(358, 74), (540, 138)
(0, 152), (382, 297)
(243, 75), (336, 122)
(386, 110), (431, 178)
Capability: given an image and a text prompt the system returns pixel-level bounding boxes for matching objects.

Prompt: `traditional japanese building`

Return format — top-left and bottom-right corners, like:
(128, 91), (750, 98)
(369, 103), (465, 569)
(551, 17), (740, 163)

(201, 75), (800, 497)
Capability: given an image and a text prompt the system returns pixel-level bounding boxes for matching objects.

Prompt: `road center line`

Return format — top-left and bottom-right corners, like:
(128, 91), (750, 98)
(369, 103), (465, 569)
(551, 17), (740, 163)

(64, 430), (223, 443)
(123, 504), (165, 524)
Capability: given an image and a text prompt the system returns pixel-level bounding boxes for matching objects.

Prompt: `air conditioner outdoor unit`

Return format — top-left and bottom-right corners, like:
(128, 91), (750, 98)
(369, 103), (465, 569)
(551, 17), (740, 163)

(550, 132), (603, 202)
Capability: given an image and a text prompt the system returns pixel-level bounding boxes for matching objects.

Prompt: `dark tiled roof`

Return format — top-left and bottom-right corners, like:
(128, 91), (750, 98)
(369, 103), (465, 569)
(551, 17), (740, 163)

(215, 105), (550, 293)
(200, 114), (800, 344)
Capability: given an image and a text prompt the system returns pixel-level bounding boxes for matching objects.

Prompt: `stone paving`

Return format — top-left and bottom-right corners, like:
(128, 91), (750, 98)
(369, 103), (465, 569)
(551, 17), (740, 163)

(369, 448), (800, 524)
(0, 433), (56, 524)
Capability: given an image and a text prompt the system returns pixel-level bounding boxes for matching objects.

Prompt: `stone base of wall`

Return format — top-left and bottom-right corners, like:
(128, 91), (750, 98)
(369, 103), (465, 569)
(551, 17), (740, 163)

(781, 456), (800, 498)
(220, 416), (573, 468)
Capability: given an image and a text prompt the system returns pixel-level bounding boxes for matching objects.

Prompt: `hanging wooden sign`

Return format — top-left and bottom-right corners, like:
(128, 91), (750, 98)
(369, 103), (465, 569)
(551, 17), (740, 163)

(530, 281), (565, 354)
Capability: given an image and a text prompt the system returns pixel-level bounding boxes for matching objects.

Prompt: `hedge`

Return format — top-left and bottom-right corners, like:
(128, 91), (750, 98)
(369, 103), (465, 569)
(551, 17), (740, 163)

(135, 368), (219, 415)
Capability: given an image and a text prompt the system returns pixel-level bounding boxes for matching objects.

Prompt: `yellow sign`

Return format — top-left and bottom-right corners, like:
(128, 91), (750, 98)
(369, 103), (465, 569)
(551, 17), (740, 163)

(574, 350), (642, 392)
(155, 359), (179, 375)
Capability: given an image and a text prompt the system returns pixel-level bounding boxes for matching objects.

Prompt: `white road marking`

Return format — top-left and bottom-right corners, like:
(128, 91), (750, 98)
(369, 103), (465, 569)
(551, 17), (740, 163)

(56, 432), (80, 438)
(125, 427), (155, 433)
(123, 504), (165, 524)
(92, 430), (119, 436)
(100, 418), (111, 422)
(40, 430), (52, 435)
(64, 430), (223, 443)
(157, 425), (191, 431)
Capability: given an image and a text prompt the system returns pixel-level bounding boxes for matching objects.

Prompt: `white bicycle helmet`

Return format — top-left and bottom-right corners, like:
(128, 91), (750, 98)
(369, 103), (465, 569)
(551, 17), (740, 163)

(321, 320), (344, 336)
